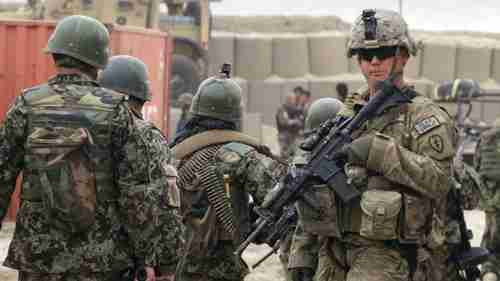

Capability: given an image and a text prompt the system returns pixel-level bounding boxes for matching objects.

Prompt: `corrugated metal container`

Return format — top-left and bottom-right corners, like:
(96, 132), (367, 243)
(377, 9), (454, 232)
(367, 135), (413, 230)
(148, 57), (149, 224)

(0, 19), (172, 221)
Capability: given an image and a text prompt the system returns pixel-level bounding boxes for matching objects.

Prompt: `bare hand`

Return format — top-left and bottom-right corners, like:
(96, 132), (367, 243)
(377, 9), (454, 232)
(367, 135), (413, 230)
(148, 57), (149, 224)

(145, 267), (156, 281)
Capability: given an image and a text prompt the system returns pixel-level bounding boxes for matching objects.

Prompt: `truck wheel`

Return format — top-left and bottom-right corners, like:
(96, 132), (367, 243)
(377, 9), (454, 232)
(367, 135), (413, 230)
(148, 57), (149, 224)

(170, 54), (201, 106)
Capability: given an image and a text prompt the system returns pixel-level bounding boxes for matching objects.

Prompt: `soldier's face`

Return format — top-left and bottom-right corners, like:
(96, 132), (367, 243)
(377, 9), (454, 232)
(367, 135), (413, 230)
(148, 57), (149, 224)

(358, 47), (408, 89)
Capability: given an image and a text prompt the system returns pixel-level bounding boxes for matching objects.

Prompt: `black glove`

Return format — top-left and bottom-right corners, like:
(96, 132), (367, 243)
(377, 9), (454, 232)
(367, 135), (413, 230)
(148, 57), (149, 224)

(290, 267), (314, 281)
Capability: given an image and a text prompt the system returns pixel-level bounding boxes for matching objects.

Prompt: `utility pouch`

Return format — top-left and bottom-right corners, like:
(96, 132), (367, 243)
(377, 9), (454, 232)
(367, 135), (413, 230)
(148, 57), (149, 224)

(360, 190), (402, 240)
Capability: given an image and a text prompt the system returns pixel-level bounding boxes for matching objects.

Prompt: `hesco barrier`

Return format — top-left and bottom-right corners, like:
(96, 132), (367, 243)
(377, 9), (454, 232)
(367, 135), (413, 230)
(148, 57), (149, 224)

(0, 19), (172, 221)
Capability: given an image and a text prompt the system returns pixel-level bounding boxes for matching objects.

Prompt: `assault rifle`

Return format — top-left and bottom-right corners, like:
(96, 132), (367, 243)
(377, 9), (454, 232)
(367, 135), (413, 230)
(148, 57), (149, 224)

(235, 79), (414, 256)
(436, 79), (490, 281)
(251, 206), (298, 269)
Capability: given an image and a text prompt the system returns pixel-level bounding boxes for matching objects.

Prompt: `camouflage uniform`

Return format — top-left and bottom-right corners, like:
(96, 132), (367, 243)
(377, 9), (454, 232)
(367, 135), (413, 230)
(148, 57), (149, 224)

(173, 71), (287, 281)
(0, 16), (160, 281)
(288, 98), (345, 281)
(98, 55), (184, 278)
(308, 10), (455, 281)
(475, 119), (500, 280)
(276, 94), (304, 160)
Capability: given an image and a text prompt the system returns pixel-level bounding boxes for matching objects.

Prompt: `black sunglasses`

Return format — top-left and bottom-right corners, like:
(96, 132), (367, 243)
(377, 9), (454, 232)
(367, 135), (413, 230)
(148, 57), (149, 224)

(356, 47), (399, 61)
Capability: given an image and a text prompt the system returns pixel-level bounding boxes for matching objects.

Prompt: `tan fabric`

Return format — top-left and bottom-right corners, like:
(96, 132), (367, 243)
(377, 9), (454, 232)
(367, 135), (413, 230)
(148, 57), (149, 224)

(172, 130), (261, 160)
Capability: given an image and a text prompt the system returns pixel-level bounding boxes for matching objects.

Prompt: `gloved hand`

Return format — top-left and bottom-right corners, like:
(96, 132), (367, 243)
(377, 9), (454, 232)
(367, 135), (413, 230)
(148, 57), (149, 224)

(290, 267), (314, 281)
(335, 135), (374, 166)
(483, 272), (499, 281)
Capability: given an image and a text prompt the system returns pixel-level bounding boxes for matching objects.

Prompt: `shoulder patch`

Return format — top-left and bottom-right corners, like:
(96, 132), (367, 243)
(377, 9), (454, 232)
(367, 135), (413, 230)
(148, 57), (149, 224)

(414, 116), (441, 136)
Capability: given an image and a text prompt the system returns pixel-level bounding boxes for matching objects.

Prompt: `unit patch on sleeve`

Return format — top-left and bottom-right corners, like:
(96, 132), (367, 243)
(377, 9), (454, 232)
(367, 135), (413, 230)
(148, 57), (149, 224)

(414, 116), (441, 136)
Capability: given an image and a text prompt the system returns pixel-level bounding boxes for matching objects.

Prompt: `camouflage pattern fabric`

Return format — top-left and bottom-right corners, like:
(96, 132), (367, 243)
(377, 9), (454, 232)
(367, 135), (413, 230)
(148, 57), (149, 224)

(127, 109), (184, 275)
(347, 9), (418, 57)
(475, 128), (500, 278)
(18, 271), (125, 281)
(0, 74), (160, 275)
(175, 132), (286, 281)
(279, 231), (295, 281)
(326, 87), (454, 281)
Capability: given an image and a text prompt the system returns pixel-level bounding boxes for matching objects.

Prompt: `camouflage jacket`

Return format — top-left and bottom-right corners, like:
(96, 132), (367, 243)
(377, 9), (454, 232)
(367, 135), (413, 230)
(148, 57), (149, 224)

(335, 86), (455, 244)
(174, 131), (286, 280)
(125, 109), (183, 273)
(0, 74), (161, 273)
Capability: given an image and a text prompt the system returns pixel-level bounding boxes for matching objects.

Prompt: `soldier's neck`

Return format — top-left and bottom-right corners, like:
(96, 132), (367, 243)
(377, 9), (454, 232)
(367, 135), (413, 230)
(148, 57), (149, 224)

(56, 67), (97, 80)
(129, 101), (144, 119)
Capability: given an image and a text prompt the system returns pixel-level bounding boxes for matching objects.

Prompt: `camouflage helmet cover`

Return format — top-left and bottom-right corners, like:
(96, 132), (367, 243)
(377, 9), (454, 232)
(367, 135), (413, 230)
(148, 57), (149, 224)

(347, 9), (417, 57)
(189, 76), (242, 123)
(98, 55), (152, 101)
(305, 97), (344, 131)
(46, 15), (110, 69)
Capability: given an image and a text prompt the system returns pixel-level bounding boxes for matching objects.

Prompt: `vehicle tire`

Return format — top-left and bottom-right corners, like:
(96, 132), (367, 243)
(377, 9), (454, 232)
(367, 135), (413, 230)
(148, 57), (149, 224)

(170, 54), (201, 106)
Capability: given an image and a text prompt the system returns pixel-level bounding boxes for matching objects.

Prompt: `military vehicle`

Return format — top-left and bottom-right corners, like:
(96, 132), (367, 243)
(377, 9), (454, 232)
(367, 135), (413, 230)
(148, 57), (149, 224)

(0, 0), (220, 104)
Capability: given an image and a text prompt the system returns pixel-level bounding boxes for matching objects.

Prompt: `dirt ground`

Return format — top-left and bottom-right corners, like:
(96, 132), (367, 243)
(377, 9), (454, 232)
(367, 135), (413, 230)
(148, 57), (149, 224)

(0, 211), (486, 281)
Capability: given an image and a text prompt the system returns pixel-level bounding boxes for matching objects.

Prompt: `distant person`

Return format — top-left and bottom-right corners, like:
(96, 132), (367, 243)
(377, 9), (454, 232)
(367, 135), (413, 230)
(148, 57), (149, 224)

(176, 92), (194, 134)
(276, 93), (303, 160)
(298, 89), (312, 118)
(335, 82), (349, 102)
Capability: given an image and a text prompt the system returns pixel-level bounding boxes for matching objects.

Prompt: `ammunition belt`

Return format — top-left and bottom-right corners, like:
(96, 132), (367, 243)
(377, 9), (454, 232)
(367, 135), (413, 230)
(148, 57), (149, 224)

(178, 145), (235, 236)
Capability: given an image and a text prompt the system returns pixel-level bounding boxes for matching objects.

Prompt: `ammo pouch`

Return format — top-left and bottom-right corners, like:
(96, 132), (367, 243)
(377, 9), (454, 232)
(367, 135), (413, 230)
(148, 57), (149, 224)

(27, 127), (97, 234)
(296, 183), (340, 237)
(360, 190), (402, 240)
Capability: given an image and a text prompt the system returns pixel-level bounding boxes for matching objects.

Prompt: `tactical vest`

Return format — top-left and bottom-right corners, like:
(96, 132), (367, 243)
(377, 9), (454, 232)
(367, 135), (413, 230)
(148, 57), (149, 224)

(341, 93), (434, 244)
(478, 126), (500, 181)
(21, 76), (125, 233)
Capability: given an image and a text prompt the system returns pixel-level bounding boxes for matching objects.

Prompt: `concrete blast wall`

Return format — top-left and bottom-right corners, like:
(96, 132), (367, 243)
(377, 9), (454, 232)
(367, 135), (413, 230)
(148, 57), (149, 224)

(272, 35), (310, 78)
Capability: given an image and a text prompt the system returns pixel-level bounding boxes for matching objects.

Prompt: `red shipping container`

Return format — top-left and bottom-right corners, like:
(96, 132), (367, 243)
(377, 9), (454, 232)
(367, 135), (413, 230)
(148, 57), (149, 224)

(0, 19), (172, 221)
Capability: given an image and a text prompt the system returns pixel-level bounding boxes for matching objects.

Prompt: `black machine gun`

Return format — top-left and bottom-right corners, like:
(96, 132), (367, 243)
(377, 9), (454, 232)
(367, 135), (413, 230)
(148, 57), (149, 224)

(436, 79), (490, 281)
(235, 79), (414, 256)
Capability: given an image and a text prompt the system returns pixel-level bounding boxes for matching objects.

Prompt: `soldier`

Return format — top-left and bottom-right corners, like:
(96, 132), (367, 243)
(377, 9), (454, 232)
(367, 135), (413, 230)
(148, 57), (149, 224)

(276, 93), (304, 160)
(475, 117), (500, 281)
(98, 55), (183, 281)
(291, 9), (456, 281)
(171, 67), (287, 281)
(176, 92), (194, 134)
(0, 16), (158, 281)
(288, 97), (345, 281)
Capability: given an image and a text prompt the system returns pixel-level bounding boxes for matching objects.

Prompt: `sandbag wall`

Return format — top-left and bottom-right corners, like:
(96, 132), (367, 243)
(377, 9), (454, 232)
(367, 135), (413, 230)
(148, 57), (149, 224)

(209, 31), (500, 125)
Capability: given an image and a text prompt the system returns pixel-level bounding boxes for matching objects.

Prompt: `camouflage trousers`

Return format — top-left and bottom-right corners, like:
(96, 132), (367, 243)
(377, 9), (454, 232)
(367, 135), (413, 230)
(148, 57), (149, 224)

(279, 231), (295, 281)
(321, 236), (409, 281)
(315, 238), (345, 281)
(18, 271), (124, 281)
(176, 241), (249, 281)
(278, 133), (299, 161)
(481, 211), (500, 277)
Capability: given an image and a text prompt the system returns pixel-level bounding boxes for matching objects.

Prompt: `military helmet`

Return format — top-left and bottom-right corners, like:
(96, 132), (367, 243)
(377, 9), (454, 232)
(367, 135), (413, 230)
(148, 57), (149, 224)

(177, 92), (194, 108)
(347, 9), (417, 57)
(433, 79), (481, 102)
(46, 15), (110, 69)
(189, 76), (242, 123)
(305, 98), (344, 131)
(98, 55), (152, 101)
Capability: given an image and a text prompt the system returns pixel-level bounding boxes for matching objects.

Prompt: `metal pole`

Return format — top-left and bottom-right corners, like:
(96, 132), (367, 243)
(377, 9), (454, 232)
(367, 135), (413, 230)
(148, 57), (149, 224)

(399, 0), (403, 15)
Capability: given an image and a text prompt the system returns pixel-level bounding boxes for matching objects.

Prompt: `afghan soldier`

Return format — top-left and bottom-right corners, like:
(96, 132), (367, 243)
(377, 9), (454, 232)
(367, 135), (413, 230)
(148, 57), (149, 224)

(0, 16), (158, 281)
(288, 97), (345, 281)
(276, 93), (304, 160)
(291, 9), (456, 281)
(176, 92), (194, 134)
(474, 118), (500, 281)
(98, 55), (184, 281)
(171, 68), (287, 281)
